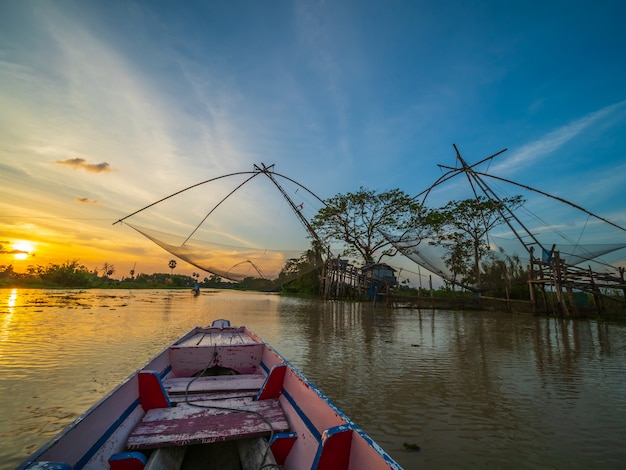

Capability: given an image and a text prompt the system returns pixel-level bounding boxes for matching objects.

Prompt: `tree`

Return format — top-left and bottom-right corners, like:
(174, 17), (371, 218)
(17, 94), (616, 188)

(168, 259), (177, 275)
(431, 195), (525, 291)
(102, 262), (115, 279)
(0, 264), (16, 279)
(277, 241), (325, 294)
(41, 260), (93, 287)
(311, 187), (426, 264)
(480, 249), (529, 299)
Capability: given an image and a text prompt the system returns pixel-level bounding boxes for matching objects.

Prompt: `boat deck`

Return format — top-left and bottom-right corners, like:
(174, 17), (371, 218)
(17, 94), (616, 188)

(127, 396), (288, 449)
(123, 340), (284, 470)
(177, 329), (259, 347)
(21, 322), (402, 470)
(169, 327), (265, 377)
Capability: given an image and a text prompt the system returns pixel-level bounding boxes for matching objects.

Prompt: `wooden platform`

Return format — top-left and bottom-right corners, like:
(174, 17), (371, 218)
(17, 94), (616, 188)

(162, 374), (265, 395)
(127, 397), (289, 450)
(176, 329), (259, 347)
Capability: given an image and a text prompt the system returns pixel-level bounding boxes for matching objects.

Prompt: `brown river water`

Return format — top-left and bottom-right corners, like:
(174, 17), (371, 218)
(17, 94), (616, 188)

(1, 288), (625, 469)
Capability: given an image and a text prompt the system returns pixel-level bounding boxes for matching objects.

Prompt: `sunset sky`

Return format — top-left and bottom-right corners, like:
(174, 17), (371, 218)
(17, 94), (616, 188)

(2, 1), (626, 283)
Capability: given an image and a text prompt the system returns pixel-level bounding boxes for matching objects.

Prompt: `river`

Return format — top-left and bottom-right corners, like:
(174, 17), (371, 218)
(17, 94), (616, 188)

(1, 288), (625, 469)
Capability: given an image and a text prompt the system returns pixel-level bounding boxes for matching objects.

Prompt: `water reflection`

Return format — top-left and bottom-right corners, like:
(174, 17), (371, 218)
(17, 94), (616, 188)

(1, 290), (625, 469)
(0, 289), (18, 361)
(269, 304), (626, 469)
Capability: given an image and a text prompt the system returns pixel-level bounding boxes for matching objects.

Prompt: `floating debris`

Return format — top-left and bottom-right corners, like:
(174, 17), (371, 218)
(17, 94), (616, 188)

(403, 442), (421, 451)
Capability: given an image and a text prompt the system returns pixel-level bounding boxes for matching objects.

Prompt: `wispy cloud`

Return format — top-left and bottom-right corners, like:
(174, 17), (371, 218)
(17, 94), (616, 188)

(55, 158), (111, 173)
(491, 100), (626, 175)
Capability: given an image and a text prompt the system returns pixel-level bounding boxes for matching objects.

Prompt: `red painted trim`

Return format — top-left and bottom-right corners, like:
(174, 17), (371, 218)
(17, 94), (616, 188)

(269, 432), (297, 465)
(138, 371), (171, 411)
(108, 451), (147, 469)
(315, 426), (353, 470)
(256, 364), (287, 400)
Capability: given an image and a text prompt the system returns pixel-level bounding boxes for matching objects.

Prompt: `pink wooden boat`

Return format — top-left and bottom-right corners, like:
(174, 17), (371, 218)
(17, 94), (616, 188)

(19, 320), (401, 470)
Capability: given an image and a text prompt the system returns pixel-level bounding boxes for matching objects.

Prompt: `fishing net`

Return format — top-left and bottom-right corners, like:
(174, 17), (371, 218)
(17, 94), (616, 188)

(124, 223), (316, 282)
(393, 146), (626, 289)
(116, 166), (328, 285)
(386, 231), (626, 290)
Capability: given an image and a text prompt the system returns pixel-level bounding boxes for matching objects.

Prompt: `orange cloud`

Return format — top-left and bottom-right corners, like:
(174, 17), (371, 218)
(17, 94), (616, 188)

(55, 158), (111, 173)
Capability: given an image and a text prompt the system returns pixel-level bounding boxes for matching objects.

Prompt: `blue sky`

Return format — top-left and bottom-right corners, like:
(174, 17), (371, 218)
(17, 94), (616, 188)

(1, 0), (625, 281)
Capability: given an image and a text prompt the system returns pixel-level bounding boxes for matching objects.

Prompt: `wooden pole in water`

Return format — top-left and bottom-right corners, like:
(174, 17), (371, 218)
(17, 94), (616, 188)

(565, 284), (579, 317)
(588, 266), (604, 314)
(528, 247), (537, 313)
(553, 251), (569, 317)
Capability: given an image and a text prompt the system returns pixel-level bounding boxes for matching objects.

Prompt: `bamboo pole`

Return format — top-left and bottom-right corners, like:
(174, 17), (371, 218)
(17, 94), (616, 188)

(588, 266), (604, 313)
(553, 251), (569, 317)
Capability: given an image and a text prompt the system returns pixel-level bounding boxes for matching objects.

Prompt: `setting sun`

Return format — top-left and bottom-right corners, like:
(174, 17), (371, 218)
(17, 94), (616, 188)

(13, 241), (34, 260)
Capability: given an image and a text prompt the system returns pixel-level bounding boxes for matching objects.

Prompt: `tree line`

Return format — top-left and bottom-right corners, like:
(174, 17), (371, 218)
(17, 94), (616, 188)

(1, 187), (529, 298)
(296, 187), (528, 298)
(0, 260), (231, 289)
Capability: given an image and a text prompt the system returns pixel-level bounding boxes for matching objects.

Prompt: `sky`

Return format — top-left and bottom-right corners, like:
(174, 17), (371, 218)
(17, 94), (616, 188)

(1, 0), (626, 283)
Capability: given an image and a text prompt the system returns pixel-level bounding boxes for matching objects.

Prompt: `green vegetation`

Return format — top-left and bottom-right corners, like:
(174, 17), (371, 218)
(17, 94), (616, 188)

(428, 195), (525, 292)
(0, 261), (231, 290)
(311, 187), (425, 264)
(0, 258), (315, 293)
(310, 188), (530, 299)
(1, 189), (530, 300)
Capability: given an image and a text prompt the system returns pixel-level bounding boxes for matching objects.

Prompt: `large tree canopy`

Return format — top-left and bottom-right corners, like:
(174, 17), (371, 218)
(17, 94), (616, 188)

(430, 195), (525, 290)
(311, 187), (425, 264)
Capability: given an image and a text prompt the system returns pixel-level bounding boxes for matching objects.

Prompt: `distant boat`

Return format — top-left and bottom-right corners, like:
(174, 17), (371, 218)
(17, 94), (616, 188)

(19, 320), (401, 469)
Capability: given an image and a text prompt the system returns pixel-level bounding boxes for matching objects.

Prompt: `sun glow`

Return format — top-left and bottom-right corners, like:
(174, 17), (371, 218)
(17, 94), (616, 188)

(13, 241), (34, 260)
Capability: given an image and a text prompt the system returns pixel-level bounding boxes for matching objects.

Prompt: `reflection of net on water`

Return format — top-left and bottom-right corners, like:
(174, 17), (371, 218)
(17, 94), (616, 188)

(127, 223), (313, 282)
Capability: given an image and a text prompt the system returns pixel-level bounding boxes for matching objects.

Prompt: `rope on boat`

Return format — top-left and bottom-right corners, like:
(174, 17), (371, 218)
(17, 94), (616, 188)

(182, 347), (281, 470)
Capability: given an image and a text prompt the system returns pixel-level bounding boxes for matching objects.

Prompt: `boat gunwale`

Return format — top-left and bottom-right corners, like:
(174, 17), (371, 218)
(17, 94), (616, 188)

(16, 327), (201, 469)
(18, 324), (402, 470)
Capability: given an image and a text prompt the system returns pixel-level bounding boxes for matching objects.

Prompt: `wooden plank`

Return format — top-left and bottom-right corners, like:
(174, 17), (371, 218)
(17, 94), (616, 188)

(163, 374), (265, 395)
(127, 398), (289, 450)
(169, 344), (264, 376)
(237, 437), (277, 470)
(177, 330), (259, 347)
(168, 390), (258, 405)
(144, 446), (187, 470)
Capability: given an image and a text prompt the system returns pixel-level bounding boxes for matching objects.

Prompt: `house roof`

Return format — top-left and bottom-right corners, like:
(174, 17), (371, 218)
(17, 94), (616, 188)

(361, 263), (397, 272)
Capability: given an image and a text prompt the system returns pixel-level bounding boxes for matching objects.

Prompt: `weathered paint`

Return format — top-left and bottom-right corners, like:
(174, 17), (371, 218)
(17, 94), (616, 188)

(313, 425), (353, 470)
(169, 343), (264, 376)
(19, 323), (402, 470)
(163, 374), (265, 395)
(127, 399), (289, 450)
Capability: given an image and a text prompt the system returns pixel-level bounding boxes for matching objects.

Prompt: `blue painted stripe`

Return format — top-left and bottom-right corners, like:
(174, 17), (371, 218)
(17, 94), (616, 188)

(260, 360), (322, 443)
(74, 364), (171, 469)
(260, 350), (400, 468)
(159, 364), (172, 378)
(282, 389), (321, 443)
(310, 424), (353, 470)
(74, 398), (140, 469)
